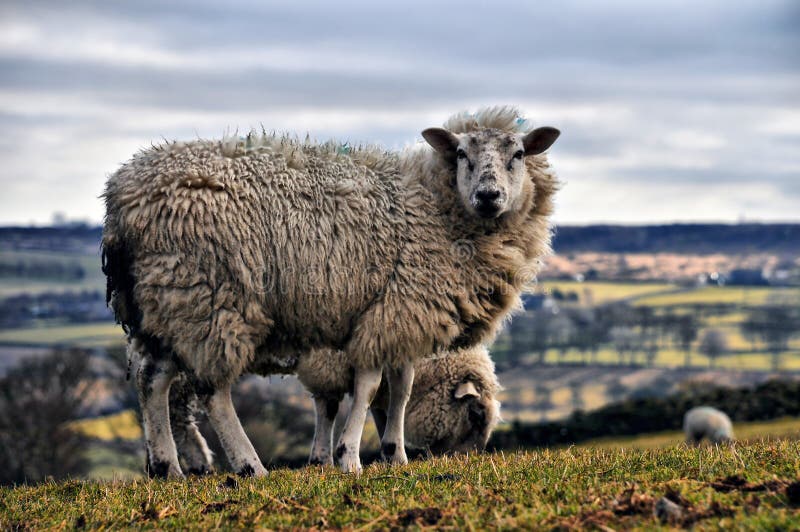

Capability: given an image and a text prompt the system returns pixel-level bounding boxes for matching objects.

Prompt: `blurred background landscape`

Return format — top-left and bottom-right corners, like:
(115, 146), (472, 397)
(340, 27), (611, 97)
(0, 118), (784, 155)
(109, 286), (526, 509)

(1, 222), (799, 483)
(0, 0), (798, 485)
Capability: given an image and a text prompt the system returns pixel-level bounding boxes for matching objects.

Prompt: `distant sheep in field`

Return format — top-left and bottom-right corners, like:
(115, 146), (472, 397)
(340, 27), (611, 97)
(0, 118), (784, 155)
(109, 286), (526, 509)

(103, 106), (559, 476)
(683, 406), (734, 445)
(162, 345), (501, 473)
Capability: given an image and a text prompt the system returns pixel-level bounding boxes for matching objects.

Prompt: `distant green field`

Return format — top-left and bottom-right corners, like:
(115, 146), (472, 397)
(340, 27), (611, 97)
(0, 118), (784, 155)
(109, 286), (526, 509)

(84, 444), (142, 481)
(530, 347), (800, 371)
(538, 280), (800, 308)
(539, 280), (677, 303)
(0, 249), (105, 298)
(71, 410), (141, 441)
(0, 322), (123, 346)
(634, 286), (800, 307)
(579, 417), (800, 450)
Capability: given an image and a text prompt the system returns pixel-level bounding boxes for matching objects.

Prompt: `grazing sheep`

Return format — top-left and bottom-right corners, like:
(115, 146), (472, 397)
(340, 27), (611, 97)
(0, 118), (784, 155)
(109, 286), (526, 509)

(162, 345), (501, 473)
(683, 406), (734, 445)
(103, 106), (559, 476)
(296, 345), (501, 464)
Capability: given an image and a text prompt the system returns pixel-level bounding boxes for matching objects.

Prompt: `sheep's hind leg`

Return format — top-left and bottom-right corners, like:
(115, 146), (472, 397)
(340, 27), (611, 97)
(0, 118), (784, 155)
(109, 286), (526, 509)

(380, 362), (414, 465)
(335, 367), (382, 474)
(170, 378), (214, 475)
(137, 352), (183, 478)
(309, 396), (339, 466)
(200, 384), (267, 477)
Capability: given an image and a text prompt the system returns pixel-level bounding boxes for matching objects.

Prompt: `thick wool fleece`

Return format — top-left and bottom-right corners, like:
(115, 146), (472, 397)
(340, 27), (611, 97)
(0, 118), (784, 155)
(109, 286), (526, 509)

(295, 345), (500, 449)
(103, 106), (557, 385)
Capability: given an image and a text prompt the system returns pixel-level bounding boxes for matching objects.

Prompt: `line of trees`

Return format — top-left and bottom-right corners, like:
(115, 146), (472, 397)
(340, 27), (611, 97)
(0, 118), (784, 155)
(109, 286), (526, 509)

(494, 301), (800, 370)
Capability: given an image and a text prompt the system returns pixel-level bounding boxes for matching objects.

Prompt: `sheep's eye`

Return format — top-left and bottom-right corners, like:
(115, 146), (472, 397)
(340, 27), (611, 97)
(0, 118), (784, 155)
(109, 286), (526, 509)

(456, 149), (467, 160)
(513, 150), (523, 160)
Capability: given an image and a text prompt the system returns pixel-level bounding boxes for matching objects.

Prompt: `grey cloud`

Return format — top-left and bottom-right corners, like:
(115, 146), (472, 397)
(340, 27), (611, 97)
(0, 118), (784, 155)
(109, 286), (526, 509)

(0, 0), (798, 224)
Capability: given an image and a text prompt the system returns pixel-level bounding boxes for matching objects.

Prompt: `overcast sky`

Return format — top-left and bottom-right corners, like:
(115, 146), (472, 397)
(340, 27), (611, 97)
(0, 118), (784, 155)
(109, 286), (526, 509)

(0, 0), (797, 225)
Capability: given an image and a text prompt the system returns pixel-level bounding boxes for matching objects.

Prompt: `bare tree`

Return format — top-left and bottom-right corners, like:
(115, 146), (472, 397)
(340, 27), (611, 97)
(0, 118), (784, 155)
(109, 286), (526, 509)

(610, 326), (636, 365)
(533, 385), (554, 423)
(0, 349), (91, 485)
(675, 314), (699, 368)
(568, 381), (585, 411)
(698, 329), (728, 368)
(741, 306), (800, 371)
(550, 313), (575, 363)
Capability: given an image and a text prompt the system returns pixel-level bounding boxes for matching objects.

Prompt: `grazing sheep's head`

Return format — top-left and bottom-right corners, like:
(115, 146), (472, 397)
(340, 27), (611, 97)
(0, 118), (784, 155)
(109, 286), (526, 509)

(422, 125), (559, 219)
(407, 379), (500, 455)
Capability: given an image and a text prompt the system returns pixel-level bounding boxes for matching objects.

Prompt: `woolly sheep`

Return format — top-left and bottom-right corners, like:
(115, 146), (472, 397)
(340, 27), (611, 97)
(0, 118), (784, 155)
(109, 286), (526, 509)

(683, 406), (734, 445)
(162, 345), (500, 473)
(102, 106), (559, 476)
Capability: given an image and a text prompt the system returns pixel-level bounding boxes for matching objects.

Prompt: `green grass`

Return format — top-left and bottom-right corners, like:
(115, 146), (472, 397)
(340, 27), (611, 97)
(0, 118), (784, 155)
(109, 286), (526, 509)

(0, 322), (124, 346)
(3, 442), (800, 530)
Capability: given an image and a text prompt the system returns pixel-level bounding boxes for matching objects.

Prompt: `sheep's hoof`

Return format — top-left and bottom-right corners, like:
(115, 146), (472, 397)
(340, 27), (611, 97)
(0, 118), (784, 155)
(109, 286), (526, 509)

(335, 444), (362, 474)
(381, 442), (408, 465)
(308, 455), (333, 467)
(237, 463), (268, 477)
(185, 465), (213, 476)
(147, 460), (184, 479)
(339, 458), (363, 475)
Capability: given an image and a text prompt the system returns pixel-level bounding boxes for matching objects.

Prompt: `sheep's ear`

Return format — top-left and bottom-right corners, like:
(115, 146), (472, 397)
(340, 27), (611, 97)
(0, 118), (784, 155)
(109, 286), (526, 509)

(422, 128), (459, 157)
(454, 381), (480, 399)
(522, 127), (560, 156)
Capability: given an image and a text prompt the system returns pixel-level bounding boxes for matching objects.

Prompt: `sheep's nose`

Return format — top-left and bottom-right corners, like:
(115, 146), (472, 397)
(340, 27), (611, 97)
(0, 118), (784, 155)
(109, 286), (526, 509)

(475, 189), (501, 203)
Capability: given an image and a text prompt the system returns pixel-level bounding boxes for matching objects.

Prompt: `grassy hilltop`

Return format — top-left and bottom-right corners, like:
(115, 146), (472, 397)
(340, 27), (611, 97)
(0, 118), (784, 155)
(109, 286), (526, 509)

(4, 441), (800, 530)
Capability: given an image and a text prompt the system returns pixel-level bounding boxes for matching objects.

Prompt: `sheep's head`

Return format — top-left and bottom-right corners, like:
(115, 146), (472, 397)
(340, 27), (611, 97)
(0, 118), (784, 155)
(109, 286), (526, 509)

(445, 380), (500, 453)
(422, 125), (559, 219)
(406, 378), (501, 455)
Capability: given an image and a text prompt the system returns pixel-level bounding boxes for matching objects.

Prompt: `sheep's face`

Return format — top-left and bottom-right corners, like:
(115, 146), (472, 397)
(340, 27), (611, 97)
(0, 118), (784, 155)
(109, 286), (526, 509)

(422, 126), (559, 219)
(407, 380), (500, 454)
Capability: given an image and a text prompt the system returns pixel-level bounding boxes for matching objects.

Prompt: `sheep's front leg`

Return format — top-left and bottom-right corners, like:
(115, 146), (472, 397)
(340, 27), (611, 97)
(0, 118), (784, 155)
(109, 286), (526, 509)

(137, 355), (183, 478)
(334, 367), (382, 474)
(309, 396), (339, 466)
(380, 362), (414, 465)
(200, 384), (267, 477)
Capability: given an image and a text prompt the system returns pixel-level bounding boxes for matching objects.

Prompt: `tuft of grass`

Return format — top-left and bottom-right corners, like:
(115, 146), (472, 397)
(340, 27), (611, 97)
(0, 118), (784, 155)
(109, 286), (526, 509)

(3, 442), (800, 529)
